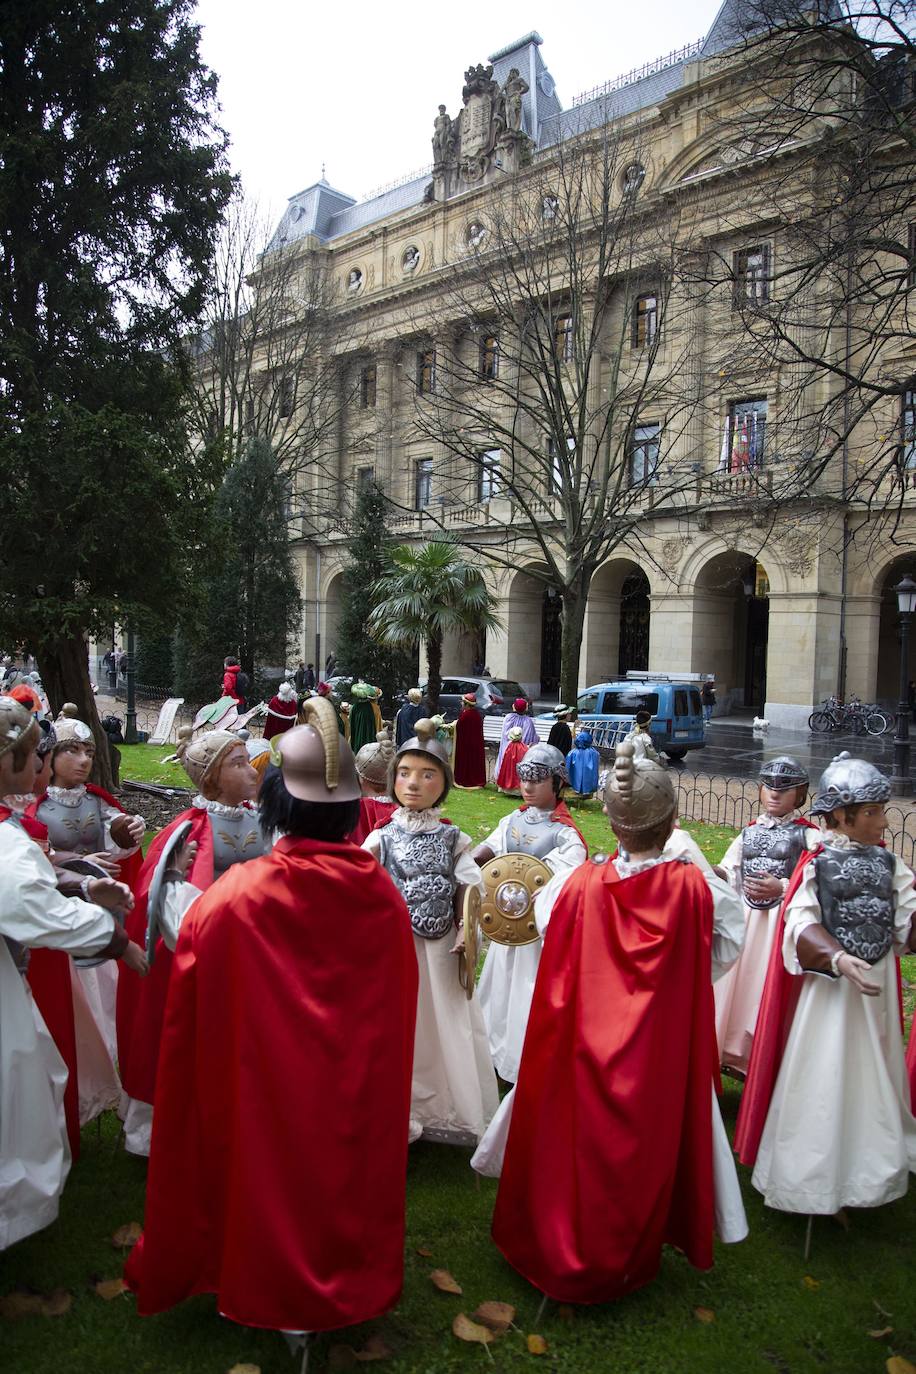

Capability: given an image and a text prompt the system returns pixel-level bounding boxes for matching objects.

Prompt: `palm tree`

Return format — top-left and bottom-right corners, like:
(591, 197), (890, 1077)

(367, 541), (501, 712)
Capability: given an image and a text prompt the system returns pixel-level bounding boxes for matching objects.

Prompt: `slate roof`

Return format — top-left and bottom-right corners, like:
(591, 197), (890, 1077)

(267, 2), (833, 252)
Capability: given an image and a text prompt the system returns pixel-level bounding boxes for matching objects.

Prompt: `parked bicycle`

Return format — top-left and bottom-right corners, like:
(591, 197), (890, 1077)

(808, 695), (894, 736)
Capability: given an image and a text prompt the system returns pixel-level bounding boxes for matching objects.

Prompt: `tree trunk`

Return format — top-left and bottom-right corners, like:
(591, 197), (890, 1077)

(559, 571), (591, 709)
(36, 628), (115, 792)
(426, 632), (443, 714)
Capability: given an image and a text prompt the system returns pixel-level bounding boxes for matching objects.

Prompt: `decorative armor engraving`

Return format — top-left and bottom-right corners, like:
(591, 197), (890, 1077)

(207, 810), (266, 878)
(505, 809), (568, 860)
(815, 845), (895, 964)
(741, 822), (807, 908)
(38, 792), (106, 854)
(377, 823), (460, 939)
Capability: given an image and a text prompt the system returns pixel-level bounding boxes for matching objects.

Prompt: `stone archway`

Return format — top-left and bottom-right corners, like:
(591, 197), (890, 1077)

(322, 572), (346, 673)
(582, 557), (650, 685)
(875, 554), (916, 706)
(691, 552), (770, 716)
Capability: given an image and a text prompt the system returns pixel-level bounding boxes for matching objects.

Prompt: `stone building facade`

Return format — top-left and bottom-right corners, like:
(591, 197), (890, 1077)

(245, 1), (915, 728)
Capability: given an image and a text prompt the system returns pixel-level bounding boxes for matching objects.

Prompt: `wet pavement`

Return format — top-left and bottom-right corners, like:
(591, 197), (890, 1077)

(681, 717), (905, 783)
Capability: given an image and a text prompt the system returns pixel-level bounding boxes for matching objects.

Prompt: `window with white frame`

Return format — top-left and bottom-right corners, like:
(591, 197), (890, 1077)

(732, 245), (770, 307)
(721, 398), (767, 471)
(903, 390), (916, 470)
(629, 423), (660, 486)
(547, 434), (575, 493)
(415, 458), (432, 509)
(478, 448), (501, 501)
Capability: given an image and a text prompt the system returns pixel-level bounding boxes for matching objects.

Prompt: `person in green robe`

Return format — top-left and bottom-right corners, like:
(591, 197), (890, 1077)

(348, 682), (382, 755)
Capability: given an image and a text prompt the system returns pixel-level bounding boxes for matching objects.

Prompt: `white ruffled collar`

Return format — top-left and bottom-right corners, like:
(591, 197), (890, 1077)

(822, 831), (869, 851)
(192, 795), (255, 819)
(391, 805), (442, 833)
(614, 849), (670, 879)
(46, 784), (88, 808)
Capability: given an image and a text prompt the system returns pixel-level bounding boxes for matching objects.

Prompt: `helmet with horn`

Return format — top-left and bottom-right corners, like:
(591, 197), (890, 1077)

(274, 696), (361, 803)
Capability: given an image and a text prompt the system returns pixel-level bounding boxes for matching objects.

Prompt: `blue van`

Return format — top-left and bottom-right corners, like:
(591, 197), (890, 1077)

(547, 674), (706, 760)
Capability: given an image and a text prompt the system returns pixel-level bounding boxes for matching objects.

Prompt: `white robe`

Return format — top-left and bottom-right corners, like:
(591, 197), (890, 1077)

(715, 813), (819, 1075)
(752, 836), (916, 1214)
(477, 809), (586, 1083)
(0, 820), (118, 1250)
(364, 808), (499, 1142)
(472, 847), (749, 1244)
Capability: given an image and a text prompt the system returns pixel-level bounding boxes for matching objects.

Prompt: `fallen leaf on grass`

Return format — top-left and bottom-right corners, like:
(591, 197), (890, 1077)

(452, 1313), (494, 1347)
(94, 1277), (129, 1300)
(414, 1246), (433, 1258)
(0, 1288), (72, 1319)
(111, 1221), (142, 1248)
(228, 1366), (261, 1374)
(875, 1300), (894, 1318)
(869, 1328), (893, 1339)
(354, 1335), (391, 1362)
(472, 1300), (515, 1332)
(694, 1307), (716, 1323)
(802, 1276), (820, 1290)
(39, 1289), (73, 1317)
(430, 1268), (463, 1295)
(527, 1334), (549, 1355)
(556, 1305), (575, 1321)
(887, 1358), (916, 1374)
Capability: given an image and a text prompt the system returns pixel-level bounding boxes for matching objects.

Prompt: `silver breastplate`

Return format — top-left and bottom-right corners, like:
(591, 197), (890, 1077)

(741, 821), (808, 908)
(207, 809), (266, 878)
(815, 844), (895, 965)
(505, 810), (567, 860)
(38, 793), (106, 854)
(376, 823), (460, 939)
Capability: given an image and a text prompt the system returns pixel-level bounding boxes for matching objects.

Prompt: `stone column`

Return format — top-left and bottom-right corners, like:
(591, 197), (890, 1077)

(764, 591), (843, 730)
(375, 341), (399, 498)
(582, 587), (621, 684)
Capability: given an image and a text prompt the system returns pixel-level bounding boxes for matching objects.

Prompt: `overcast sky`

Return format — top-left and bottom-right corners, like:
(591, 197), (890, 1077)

(193, 0), (716, 223)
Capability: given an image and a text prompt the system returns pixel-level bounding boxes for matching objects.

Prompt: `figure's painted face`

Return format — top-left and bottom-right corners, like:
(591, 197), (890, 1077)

(213, 744), (259, 806)
(759, 784), (799, 818)
(394, 755), (444, 810)
(833, 802), (887, 847)
(52, 741), (95, 788)
(519, 775), (555, 810)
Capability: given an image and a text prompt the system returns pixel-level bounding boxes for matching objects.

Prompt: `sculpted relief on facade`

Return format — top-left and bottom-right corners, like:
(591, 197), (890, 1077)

(431, 63), (531, 200)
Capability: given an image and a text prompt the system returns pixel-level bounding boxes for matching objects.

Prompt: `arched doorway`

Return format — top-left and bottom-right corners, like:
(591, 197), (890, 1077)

(876, 556), (916, 706)
(323, 572), (345, 672)
(582, 557), (650, 685)
(692, 553), (770, 715)
(618, 571), (650, 675)
(541, 588), (562, 694)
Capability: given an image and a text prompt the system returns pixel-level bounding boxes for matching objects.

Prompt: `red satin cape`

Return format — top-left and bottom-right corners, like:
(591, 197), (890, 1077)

(492, 859), (716, 1303)
(125, 837), (418, 1331)
(496, 740), (528, 792)
(116, 808), (216, 1104)
(454, 707), (487, 787)
(349, 796), (397, 845)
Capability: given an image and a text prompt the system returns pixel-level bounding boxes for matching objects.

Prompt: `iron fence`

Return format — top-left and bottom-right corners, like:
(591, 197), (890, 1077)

(674, 771), (916, 869)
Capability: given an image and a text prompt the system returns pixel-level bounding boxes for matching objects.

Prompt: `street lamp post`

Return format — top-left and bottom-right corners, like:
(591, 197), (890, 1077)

(890, 573), (916, 798)
(124, 626), (139, 745)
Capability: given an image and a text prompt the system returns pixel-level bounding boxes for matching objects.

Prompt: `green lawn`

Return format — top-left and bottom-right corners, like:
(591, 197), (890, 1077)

(4, 750), (914, 1372)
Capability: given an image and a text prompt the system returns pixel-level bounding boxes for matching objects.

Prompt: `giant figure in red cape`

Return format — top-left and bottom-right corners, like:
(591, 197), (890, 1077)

(454, 694), (487, 788)
(125, 700), (418, 1333)
(489, 741), (746, 1303)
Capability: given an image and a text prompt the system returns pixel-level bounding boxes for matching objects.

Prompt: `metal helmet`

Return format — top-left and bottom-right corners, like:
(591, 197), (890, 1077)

(355, 727), (395, 788)
(810, 752), (890, 815)
(176, 727), (243, 797)
(392, 718), (453, 797)
(275, 697), (361, 803)
(0, 696), (40, 760)
(603, 740), (676, 834)
(516, 742), (567, 784)
(758, 755), (809, 791)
